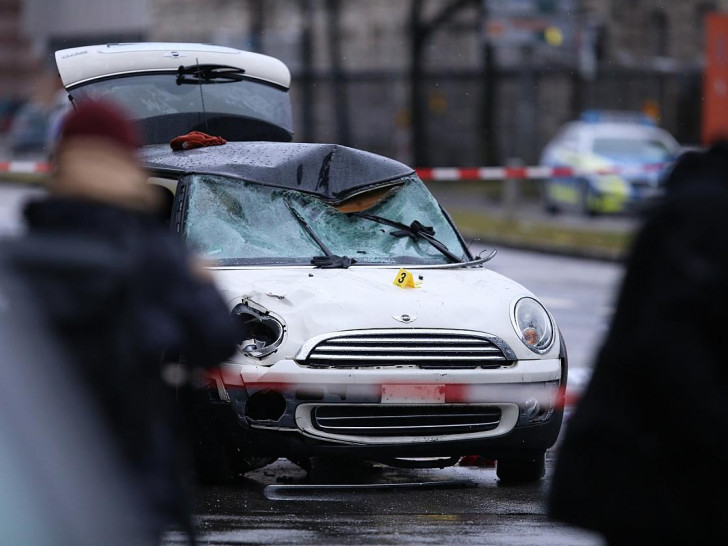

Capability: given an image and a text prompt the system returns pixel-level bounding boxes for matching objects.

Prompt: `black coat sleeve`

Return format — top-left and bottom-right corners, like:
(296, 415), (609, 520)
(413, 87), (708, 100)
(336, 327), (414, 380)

(137, 226), (238, 369)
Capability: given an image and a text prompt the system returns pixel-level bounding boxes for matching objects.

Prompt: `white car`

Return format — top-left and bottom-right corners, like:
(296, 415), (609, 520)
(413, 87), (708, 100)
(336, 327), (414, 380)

(540, 110), (681, 216)
(55, 43), (567, 483)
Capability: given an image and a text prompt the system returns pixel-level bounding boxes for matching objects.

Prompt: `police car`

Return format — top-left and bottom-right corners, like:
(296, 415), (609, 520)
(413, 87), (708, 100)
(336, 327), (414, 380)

(54, 43), (567, 484)
(540, 110), (681, 216)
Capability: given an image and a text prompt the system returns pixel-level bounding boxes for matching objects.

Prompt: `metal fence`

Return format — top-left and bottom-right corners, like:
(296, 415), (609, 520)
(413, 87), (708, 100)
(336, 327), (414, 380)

(289, 66), (703, 167)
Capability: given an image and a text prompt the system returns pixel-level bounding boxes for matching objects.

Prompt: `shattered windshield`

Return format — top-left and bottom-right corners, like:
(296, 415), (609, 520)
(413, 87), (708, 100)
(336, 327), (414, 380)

(183, 174), (467, 266)
(69, 74), (293, 144)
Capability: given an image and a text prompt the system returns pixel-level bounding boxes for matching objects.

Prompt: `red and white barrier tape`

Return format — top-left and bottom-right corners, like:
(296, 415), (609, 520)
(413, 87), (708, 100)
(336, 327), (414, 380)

(0, 161), (670, 180)
(416, 163), (671, 181)
(0, 161), (51, 174)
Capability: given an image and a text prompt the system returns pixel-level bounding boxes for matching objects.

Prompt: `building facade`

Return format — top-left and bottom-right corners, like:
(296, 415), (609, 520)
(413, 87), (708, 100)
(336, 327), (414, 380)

(8, 0), (726, 164)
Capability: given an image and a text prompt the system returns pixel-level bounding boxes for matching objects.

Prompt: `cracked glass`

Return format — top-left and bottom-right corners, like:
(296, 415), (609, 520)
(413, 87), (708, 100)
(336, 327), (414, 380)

(183, 174), (466, 265)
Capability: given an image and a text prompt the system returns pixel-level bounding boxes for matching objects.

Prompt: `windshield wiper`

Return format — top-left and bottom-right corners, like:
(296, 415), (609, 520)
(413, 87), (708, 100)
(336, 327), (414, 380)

(349, 212), (463, 264)
(176, 64), (247, 85)
(285, 200), (357, 269)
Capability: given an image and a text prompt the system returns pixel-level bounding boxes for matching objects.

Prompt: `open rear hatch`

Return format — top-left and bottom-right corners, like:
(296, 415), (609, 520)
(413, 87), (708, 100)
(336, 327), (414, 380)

(54, 42), (294, 144)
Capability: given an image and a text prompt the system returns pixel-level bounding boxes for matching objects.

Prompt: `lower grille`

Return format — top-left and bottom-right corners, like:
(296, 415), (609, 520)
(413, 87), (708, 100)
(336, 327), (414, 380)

(310, 405), (502, 437)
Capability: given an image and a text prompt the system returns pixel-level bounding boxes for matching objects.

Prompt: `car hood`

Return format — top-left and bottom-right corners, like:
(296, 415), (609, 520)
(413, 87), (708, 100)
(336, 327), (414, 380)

(211, 265), (559, 362)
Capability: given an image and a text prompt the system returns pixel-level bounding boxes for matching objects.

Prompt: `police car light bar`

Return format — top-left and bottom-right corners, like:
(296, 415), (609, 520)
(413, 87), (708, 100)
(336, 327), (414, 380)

(579, 109), (656, 127)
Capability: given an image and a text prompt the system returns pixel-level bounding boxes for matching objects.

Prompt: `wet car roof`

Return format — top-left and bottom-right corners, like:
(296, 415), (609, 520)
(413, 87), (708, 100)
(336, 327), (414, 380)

(140, 141), (415, 203)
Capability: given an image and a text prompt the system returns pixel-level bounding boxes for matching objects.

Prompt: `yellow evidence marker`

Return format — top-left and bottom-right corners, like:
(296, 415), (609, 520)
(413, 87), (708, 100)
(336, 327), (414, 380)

(392, 268), (421, 289)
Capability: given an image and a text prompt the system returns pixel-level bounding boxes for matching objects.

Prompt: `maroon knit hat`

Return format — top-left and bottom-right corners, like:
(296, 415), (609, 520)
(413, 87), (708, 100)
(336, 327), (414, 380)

(58, 98), (142, 152)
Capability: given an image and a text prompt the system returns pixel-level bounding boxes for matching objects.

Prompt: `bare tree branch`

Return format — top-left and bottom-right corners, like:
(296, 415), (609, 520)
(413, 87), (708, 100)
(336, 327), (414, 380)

(422, 0), (479, 38)
(409, 0), (479, 165)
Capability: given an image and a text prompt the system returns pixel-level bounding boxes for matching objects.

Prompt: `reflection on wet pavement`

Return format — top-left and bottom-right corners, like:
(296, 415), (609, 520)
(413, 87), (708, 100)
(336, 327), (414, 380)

(162, 459), (604, 546)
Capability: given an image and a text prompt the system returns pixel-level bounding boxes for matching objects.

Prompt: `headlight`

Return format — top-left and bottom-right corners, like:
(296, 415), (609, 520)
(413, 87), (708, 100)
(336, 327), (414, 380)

(512, 297), (554, 354)
(231, 299), (286, 358)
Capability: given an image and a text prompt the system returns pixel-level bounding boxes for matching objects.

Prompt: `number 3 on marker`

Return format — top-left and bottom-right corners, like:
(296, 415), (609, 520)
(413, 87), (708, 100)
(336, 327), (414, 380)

(393, 268), (417, 288)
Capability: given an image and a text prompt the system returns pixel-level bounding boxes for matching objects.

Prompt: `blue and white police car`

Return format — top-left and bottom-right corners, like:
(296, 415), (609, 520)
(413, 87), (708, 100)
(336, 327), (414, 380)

(540, 110), (681, 216)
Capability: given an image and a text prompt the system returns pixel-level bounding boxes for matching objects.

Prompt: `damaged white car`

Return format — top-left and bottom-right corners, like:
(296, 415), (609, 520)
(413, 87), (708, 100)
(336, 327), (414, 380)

(149, 143), (568, 484)
(54, 42), (567, 484)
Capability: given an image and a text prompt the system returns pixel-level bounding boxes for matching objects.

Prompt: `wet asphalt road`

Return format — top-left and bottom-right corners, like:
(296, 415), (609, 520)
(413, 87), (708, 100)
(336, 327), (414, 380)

(0, 181), (621, 546)
(165, 459), (605, 546)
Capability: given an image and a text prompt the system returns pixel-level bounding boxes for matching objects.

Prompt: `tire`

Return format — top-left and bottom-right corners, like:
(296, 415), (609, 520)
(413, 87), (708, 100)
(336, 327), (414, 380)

(544, 201), (561, 216)
(577, 178), (595, 217)
(541, 182), (561, 215)
(194, 436), (235, 485)
(496, 452), (546, 483)
(194, 435), (276, 485)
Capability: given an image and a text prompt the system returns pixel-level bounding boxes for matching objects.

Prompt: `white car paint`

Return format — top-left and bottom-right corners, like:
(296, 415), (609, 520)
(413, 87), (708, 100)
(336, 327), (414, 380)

(55, 42), (291, 89)
(212, 266), (561, 364)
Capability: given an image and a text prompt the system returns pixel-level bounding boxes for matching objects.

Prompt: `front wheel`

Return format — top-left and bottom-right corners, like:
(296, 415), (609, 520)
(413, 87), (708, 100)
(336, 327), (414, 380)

(541, 181), (561, 216)
(577, 178), (598, 217)
(194, 433), (276, 485)
(496, 452), (546, 483)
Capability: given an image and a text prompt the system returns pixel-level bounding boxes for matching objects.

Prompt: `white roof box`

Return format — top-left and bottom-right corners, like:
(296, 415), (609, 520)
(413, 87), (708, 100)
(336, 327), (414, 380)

(54, 42), (291, 89)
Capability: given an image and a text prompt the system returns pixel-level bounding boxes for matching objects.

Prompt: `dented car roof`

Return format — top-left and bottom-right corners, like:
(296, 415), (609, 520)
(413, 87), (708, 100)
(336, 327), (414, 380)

(140, 141), (416, 203)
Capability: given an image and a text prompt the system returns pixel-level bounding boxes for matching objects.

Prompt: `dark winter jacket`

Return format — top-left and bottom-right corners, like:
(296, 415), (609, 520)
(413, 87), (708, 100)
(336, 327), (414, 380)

(547, 143), (728, 543)
(1, 196), (238, 537)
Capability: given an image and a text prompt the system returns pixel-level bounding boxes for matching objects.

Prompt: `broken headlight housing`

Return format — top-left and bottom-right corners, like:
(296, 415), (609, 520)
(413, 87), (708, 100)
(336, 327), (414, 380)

(512, 297), (554, 354)
(231, 299), (286, 358)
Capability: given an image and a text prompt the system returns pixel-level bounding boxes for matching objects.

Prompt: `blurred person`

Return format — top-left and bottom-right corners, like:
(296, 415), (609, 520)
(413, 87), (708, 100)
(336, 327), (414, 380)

(0, 250), (157, 546)
(4, 98), (238, 544)
(0, 95), (24, 133)
(8, 68), (66, 158)
(547, 142), (728, 544)
(8, 97), (50, 155)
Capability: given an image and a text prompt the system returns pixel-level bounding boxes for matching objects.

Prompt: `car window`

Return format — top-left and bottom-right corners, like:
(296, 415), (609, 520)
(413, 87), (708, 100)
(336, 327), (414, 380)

(592, 137), (675, 162)
(70, 74), (293, 143)
(182, 175), (467, 266)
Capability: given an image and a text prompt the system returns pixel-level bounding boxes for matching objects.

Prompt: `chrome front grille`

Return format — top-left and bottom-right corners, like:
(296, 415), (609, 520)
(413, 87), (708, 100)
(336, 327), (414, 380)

(311, 405), (502, 437)
(295, 329), (515, 369)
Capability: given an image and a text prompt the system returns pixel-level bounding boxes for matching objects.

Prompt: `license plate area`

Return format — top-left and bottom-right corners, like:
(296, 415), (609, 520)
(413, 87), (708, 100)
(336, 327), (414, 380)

(381, 384), (446, 404)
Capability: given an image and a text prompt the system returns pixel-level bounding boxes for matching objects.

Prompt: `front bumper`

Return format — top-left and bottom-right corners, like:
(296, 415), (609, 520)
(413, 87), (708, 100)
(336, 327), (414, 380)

(197, 357), (566, 461)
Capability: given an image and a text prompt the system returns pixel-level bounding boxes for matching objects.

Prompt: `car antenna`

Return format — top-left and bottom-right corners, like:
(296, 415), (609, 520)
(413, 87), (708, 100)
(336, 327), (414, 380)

(195, 57), (209, 132)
